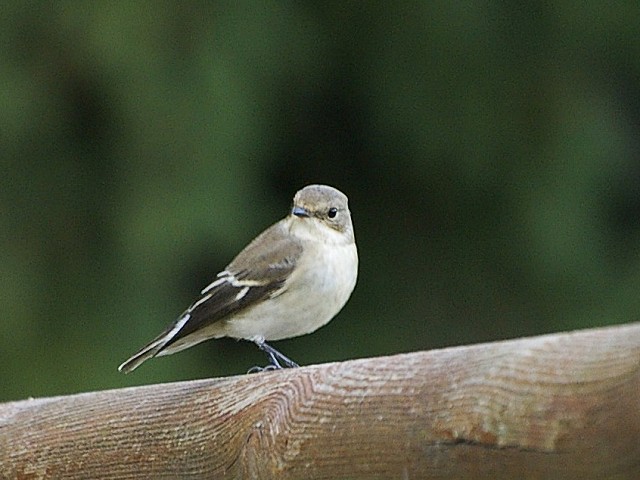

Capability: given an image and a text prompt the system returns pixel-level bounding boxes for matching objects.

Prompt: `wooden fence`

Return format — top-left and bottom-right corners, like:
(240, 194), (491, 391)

(2, 323), (639, 479)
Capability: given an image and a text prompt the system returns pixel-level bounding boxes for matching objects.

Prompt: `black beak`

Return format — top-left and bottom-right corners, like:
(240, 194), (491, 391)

(292, 206), (309, 217)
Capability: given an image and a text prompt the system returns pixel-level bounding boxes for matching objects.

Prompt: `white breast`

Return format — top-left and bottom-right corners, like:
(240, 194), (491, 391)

(223, 239), (358, 341)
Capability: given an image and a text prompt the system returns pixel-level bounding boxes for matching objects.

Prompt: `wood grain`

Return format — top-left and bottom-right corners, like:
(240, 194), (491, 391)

(2, 323), (639, 479)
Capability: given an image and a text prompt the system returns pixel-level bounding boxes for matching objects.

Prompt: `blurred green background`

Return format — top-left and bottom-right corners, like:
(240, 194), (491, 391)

(2, 2), (640, 402)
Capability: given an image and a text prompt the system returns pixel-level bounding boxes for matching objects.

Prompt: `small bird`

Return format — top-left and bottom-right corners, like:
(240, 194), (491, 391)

(118, 184), (358, 373)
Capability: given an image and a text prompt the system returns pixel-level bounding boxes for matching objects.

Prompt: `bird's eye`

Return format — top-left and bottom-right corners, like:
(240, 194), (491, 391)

(328, 207), (338, 218)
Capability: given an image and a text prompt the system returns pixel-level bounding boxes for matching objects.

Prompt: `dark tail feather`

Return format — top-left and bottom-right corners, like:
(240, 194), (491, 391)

(118, 313), (190, 373)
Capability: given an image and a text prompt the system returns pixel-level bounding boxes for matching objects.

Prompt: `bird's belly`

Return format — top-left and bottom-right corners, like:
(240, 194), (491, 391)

(225, 242), (357, 341)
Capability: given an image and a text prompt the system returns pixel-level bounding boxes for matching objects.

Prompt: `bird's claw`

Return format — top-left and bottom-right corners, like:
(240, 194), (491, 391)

(247, 364), (280, 374)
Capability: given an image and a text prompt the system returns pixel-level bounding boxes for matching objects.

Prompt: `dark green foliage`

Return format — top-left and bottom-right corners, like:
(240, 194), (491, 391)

(2, 1), (640, 400)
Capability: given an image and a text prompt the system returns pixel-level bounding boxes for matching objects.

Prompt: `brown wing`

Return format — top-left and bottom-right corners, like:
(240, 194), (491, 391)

(162, 220), (302, 347)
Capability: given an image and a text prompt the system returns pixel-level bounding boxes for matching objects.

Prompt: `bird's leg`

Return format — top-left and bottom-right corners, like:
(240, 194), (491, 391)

(255, 340), (300, 369)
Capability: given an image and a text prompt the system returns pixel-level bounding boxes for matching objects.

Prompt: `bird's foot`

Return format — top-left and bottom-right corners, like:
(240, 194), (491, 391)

(247, 364), (279, 374)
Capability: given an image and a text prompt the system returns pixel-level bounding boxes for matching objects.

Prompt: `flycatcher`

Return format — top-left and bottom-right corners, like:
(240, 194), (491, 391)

(118, 184), (358, 373)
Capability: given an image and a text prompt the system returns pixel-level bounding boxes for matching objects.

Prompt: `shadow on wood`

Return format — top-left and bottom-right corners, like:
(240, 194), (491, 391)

(1, 323), (639, 479)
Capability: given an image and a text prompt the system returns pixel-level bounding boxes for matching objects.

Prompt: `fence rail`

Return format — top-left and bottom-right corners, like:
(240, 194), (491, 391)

(2, 323), (639, 479)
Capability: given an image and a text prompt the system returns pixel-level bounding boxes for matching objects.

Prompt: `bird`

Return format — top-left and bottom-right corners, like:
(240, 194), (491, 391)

(118, 184), (358, 373)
